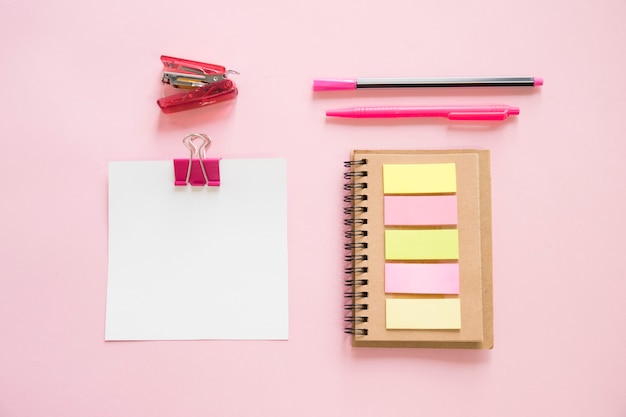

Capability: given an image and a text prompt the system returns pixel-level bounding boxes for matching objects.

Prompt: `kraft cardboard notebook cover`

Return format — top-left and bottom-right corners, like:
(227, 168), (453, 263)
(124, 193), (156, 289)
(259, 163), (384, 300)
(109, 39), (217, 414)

(343, 149), (493, 349)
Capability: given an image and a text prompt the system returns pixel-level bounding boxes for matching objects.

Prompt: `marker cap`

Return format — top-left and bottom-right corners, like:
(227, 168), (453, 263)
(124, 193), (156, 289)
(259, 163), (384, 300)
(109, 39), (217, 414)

(313, 79), (357, 91)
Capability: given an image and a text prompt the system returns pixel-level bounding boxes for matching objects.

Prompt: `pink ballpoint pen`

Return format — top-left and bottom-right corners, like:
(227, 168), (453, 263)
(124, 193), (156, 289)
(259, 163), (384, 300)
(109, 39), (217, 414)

(326, 105), (520, 121)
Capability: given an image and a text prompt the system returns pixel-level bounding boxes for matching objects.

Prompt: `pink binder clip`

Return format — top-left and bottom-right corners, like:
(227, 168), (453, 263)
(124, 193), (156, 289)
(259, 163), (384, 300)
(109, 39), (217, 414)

(158, 55), (239, 114)
(173, 134), (221, 186)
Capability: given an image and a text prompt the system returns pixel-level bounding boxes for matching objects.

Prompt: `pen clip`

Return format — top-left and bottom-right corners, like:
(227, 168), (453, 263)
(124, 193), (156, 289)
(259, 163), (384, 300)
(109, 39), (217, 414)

(448, 111), (509, 121)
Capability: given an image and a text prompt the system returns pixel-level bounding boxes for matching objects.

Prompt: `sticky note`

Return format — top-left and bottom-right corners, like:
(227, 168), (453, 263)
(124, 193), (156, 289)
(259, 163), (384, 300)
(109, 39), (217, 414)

(383, 163), (456, 194)
(384, 195), (458, 226)
(385, 263), (460, 294)
(385, 229), (459, 260)
(386, 298), (461, 329)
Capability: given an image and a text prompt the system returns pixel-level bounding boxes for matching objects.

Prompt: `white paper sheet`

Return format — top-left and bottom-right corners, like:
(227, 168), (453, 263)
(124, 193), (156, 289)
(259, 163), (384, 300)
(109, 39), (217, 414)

(105, 158), (289, 340)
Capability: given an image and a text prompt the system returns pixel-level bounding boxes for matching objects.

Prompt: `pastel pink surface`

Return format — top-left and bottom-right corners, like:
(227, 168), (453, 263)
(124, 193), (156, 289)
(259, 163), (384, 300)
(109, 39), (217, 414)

(384, 195), (458, 225)
(1, 0), (626, 417)
(385, 263), (460, 294)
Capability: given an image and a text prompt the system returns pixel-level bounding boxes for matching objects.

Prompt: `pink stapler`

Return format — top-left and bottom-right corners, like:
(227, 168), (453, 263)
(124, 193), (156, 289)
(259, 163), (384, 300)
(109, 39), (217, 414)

(157, 55), (238, 114)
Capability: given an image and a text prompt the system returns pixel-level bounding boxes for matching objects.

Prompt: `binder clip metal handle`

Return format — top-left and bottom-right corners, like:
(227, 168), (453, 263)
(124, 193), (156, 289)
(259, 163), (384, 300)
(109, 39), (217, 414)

(157, 56), (238, 114)
(173, 134), (221, 186)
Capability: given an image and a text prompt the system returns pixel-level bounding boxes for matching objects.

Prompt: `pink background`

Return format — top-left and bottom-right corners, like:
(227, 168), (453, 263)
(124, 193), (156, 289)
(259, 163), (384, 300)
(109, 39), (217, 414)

(1, 0), (625, 416)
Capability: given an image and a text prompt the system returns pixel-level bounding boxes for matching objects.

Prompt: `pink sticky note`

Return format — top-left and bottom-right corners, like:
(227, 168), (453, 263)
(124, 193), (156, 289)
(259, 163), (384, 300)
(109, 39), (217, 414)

(383, 195), (458, 226)
(385, 263), (460, 294)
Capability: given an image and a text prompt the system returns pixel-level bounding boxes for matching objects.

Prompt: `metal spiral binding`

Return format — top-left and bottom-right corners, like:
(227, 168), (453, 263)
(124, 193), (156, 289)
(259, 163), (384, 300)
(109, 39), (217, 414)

(345, 267), (368, 274)
(344, 218), (368, 226)
(343, 158), (369, 336)
(344, 182), (367, 190)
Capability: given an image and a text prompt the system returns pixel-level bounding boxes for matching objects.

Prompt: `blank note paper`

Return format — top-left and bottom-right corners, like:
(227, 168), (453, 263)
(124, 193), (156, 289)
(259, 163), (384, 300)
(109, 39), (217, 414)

(385, 229), (459, 260)
(385, 263), (459, 294)
(106, 159), (289, 341)
(382, 163), (457, 194)
(386, 298), (461, 329)
(384, 195), (458, 226)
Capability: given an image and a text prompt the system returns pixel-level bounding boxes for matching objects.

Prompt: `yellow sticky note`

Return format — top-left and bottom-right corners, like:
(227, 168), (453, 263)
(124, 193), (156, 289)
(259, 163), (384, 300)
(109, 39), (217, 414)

(383, 163), (457, 194)
(386, 298), (461, 329)
(385, 229), (459, 260)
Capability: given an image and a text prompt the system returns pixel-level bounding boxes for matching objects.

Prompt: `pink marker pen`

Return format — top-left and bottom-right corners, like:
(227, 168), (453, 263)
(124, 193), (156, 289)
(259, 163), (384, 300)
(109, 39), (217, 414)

(314, 76), (543, 91)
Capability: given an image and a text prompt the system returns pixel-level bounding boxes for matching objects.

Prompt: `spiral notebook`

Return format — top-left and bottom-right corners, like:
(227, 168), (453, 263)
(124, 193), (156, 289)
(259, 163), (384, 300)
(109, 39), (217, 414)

(343, 149), (493, 349)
